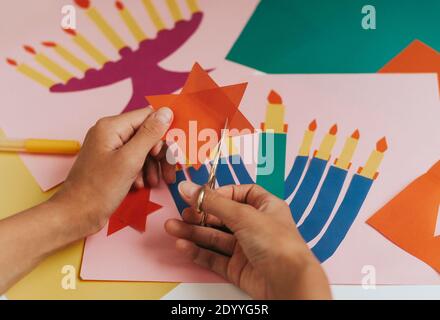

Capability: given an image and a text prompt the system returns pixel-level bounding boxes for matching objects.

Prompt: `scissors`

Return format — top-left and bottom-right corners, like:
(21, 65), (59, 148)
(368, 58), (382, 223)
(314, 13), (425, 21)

(196, 118), (229, 226)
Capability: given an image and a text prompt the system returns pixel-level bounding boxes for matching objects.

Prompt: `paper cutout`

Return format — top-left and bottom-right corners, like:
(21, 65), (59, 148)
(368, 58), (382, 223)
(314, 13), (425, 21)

(187, 165), (209, 185)
(9, 0), (204, 113)
(380, 40), (440, 93)
(256, 132), (287, 198)
(367, 161), (440, 273)
(167, 167), (189, 214)
(146, 63), (253, 168)
(229, 155), (254, 185)
(312, 174), (373, 262)
(215, 160), (236, 187)
(299, 166), (348, 242)
(289, 157), (327, 222)
(284, 156), (308, 199)
(227, 0), (440, 73)
(435, 206), (440, 237)
(107, 188), (162, 236)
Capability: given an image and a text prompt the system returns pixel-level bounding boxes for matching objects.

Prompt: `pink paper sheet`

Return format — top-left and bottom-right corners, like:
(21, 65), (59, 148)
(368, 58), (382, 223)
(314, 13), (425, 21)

(0, 0), (259, 191)
(82, 62), (440, 284)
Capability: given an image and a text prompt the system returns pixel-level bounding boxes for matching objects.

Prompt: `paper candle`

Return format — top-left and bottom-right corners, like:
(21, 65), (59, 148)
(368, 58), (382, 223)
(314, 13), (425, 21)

(75, 0), (126, 51)
(315, 124), (338, 160)
(23, 45), (73, 83)
(6, 58), (55, 88)
(64, 28), (108, 65)
(166, 0), (183, 22)
(298, 119), (317, 156)
(42, 42), (89, 73)
(261, 90), (288, 133)
(359, 137), (388, 179)
(142, 0), (166, 31)
(115, 1), (147, 42)
(186, 0), (200, 13)
(334, 129), (360, 170)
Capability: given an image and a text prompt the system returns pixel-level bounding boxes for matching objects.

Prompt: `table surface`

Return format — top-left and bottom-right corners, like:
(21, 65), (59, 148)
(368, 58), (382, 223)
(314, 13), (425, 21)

(3, 284), (439, 300)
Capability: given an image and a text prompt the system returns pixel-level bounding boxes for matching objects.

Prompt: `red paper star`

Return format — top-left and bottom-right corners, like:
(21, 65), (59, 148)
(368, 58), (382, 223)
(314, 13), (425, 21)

(107, 188), (162, 236)
(146, 62), (254, 168)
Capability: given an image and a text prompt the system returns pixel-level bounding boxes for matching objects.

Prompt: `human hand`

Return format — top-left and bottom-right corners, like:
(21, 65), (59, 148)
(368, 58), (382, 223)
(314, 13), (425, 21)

(52, 107), (175, 238)
(165, 182), (332, 300)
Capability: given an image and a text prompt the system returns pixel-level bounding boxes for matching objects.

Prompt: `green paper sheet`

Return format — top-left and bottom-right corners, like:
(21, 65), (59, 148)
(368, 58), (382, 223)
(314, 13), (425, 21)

(227, 0), (440, 73)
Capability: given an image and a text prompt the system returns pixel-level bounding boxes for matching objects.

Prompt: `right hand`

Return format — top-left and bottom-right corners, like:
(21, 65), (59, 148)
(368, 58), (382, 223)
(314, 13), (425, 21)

(165, 182), (332, 300)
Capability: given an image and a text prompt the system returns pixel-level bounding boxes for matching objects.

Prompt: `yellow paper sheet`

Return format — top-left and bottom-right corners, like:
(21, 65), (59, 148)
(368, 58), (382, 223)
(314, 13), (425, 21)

(0, 130), (177, 299)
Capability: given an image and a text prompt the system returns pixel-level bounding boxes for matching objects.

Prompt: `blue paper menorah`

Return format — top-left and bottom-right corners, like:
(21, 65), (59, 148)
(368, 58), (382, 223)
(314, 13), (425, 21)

(167, 128), (384, 264)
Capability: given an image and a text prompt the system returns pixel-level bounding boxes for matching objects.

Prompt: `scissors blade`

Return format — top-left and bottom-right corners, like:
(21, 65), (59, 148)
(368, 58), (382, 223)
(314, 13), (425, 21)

(207, 119), (229, 188)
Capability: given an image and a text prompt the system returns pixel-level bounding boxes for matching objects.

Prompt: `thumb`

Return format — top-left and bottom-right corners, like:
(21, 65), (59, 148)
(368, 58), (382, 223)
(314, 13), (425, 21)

(123, 107), (173, 162)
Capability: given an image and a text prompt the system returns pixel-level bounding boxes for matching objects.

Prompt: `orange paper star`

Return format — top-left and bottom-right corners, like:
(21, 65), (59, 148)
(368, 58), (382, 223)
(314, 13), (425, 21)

(107, 188), (162, 236)
(146, 62), (254, 168)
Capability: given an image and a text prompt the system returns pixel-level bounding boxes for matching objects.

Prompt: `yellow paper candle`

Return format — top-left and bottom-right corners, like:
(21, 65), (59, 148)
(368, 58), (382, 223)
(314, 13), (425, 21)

(142, 0), (166, 31)
(23, 45), (73, 83)
(166, 0), (183, 22)
(335, 129), (360, 170)
(186, 0), (200, 13)
(64, 28), (108, 66)
(75, 0), (126, 51)
(42, 42), (89, 73)
(359, 137), (388, 179)
(315, 124), (338, 160)
(6, 58), (55, 88)
(298, 120), (317, 156)
(115, 1), (147, 42)
(261, 90), (288, 133)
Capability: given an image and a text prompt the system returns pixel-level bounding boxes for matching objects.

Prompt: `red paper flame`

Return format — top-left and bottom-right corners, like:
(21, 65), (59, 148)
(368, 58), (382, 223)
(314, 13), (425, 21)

(268, 90), (282, 104)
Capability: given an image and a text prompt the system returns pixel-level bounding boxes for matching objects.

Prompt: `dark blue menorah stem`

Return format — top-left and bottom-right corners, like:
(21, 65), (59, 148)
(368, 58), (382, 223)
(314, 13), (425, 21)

(167, 155), (253, 214)
(298, 166), (348, 242)
(229, 155), (254, 184)
(168, 168), (189, 214)
(311, 174), (373, 263)
(289, 157), (328, 223)
(284, 156), (309, 199)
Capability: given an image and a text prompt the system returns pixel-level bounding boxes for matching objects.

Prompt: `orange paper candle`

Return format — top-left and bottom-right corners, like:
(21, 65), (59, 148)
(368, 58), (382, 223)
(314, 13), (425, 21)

(334, 129), (360, 170)
(359, 137), (388, 179)
(315, 124), (338, 160)
(298, 120), (317, 156)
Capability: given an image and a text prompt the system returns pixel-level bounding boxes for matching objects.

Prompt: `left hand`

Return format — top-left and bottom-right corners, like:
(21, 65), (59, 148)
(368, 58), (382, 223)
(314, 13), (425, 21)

(51, 107), (175, 237)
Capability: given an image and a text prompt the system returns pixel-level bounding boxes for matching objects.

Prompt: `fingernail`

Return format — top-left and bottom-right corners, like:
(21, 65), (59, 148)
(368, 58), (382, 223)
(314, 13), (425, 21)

(155, 107), (173, 124)
(178, 181), (199, 198)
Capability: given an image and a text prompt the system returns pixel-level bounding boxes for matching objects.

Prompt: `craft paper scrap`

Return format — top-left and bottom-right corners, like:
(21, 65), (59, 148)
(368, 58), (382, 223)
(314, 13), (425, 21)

(227, 0), (440, 73)
(81, 70), (440, 284)
(107, 187), (162, 236)
(0, 0), (259, 191)
(367, 161), (440, 273)
(146, 62), (254, 168)
(0, 130), (177, 299)
(379, 40), (440, 93)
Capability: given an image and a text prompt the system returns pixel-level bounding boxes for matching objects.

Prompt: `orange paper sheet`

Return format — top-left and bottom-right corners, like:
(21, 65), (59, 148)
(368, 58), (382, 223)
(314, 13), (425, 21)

(380, 40), (440, 93)
(146, 63), (253, 168)
(367, 161), (440, 273)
